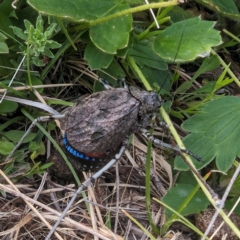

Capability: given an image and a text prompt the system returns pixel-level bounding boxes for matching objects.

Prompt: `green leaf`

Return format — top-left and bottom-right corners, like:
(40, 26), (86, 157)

(98, 58), (125, 82)
(44, 23), (58, 38)
(84, 41), (114, 70)
(128, 43), (168, 71)
(0, 116), (25, 132)
(139, 66), (171, 92)
(0, 12), (15, 37)
(0, 32), (7, 54)
(153, 17), (222, 63)
(90, 3), (132, 54)
(0, 140), (15, 155)
(43, 47), (54, 58)
(45, 40), (61, 49)
(36, 15), (44, 32)
(24, 19), (33, 33)
(29, 141), (39, 152)
(32, 57), (44, 66)
(27, 0), (127, 22)
(47, 122), (56, 131)
(10, 26), (27, 40)
(175, 96), (240, 172)
(2, 130), (36, 143)
(191, 55), (220, 82)
(0, 100), (18, 114)
(225, 196), (240, 216)
(0, 42), (8, 54)
(0, 1), (16, 17)
(31, 76), (43, 93)
(27, 0), (132, 54)
(162, 183), (209, 219)
(30, 141), (46, 160)
(0, 32), (7, 41)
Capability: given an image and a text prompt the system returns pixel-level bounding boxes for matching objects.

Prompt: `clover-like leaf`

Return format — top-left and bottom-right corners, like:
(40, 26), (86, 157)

(153, 17), (222, 63)
(175, 96), (240, 172)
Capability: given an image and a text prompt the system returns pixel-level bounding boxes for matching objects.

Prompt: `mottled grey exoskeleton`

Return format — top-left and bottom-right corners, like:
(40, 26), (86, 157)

(53, 86), (162, 172)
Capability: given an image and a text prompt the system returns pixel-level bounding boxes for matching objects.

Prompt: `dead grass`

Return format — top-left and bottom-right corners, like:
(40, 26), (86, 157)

(0, 134), (177, 239)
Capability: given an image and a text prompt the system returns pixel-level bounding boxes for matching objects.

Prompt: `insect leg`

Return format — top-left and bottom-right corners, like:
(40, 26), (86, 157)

(98, 78), (114, 90)
(140, 128), (202, 162)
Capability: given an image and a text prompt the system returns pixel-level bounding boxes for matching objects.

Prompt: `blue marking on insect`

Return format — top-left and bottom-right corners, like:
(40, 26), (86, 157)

(63, 133), (103, 162)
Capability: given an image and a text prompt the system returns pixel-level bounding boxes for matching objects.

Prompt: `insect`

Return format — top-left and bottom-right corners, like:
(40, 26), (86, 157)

(45, 78), (202, 179)
(56, 80), (162, 172)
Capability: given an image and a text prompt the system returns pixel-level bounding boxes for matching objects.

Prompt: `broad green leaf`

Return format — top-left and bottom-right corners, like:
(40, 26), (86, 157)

(27, 0), (126, 22)
(162, 183), (209, 219)
(84, 41), (114, 70)
(175, 96), (240, 172)
(153, 17), (222, 63)
(90, 3), (132, 54)
(2, 130), (36, 143)
(28, 0), (132, 54)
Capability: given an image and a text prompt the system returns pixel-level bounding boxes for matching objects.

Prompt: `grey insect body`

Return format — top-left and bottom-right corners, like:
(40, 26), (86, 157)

(59, 86), (162, 171)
